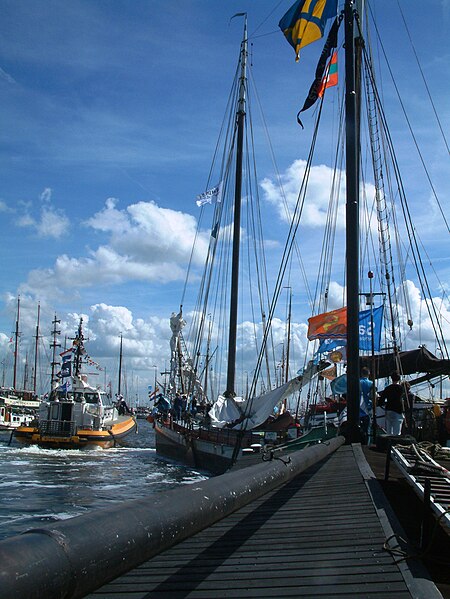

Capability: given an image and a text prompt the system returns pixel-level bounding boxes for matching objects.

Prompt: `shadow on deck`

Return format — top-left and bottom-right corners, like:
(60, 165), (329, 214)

(87, 444), (446, 598)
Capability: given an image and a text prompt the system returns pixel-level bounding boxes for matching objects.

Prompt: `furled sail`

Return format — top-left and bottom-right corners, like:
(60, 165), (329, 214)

(209, 377), (301, 430)
(360, 346), (450, 383)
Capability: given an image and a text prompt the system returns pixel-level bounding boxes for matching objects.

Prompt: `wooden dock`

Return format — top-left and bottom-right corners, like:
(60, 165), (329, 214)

(87, 444), (443, 598)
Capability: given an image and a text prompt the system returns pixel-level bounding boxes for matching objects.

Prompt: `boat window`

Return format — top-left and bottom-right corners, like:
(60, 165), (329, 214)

(74, 392), (84, 403)
(100, 393), (112, 407)
(84, 393), (98, 404)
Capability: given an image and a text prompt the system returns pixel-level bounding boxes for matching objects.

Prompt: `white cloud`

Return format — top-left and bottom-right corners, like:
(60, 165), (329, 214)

(15, 188), (69, 239)
(22, 248), (185, 297)
(20, 197), (212, 297)
(17, 213), (35, 227)
(85, 197), (128, 234)
(87, 198), (210, 265)
(4, 277), (448, 401)
(397, 280), (450, 351)
(39, 188), (52, 203)
(36, 206), (69, 238)
(261, 160), (347, 228)
(261, 159), (379, 237)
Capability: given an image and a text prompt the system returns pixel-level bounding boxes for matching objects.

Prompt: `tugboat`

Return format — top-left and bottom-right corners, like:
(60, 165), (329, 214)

(15, 319), (136, 448)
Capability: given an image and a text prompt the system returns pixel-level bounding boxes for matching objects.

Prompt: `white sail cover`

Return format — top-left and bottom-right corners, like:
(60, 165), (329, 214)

(209, 377), (301, 430)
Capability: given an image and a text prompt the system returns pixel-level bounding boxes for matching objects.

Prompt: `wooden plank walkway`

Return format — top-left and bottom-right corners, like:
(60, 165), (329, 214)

(87, 445), (442, 598)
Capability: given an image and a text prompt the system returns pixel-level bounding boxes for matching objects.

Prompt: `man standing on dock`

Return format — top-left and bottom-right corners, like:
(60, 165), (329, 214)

(378, 371), (404, 435)
(359, 367), (374, 443)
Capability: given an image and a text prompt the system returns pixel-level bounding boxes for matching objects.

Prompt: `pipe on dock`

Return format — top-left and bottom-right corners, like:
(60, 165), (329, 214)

(0, 436), (344, 599)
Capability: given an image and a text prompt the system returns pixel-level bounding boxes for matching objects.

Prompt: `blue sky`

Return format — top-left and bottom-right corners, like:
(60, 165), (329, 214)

(0, 0), (449, 401)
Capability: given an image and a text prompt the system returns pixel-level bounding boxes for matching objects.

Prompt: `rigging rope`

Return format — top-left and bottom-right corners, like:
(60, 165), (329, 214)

(396, 0), (450, 156)
(366, 3), (450, 235)
(359, 13), (449, 360)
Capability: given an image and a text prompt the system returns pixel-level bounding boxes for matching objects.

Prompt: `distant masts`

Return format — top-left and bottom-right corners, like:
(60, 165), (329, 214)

(33, 303), (41, 393)
(12, 297), (20, 389)
(118, 333), (123, 397)
(50, 314), (61, 387)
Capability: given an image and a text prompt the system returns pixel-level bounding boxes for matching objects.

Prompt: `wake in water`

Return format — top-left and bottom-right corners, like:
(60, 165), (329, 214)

(0, 421), (207, 540)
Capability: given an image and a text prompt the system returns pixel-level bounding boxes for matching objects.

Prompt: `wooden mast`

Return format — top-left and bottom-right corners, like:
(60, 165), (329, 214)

(74, 319), (83, 377)
(285, 288), (292, 384)
(12, 297), (20, 390)
(345, 0), (362, 442)
(33, 303), (40, 393)
(50, 314), (61, 388)
(118, 333), (123, 397)
(225, 16), (247, 398)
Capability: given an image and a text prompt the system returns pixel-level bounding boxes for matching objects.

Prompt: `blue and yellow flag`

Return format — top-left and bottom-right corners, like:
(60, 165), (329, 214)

(279, 0), (337, 61)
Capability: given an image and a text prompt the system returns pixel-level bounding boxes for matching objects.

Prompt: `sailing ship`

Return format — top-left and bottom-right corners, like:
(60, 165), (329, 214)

(153, 1), (449, 472)
(153, 15), (333, 475)
(15, 318), (137, 448)
(0, 298), (41, 430)
(292, 1), (450, 443)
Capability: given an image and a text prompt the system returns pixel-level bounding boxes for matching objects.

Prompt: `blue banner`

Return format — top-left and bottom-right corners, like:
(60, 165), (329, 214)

(359, 305), (384, 351)
(317, 337), (346, 354)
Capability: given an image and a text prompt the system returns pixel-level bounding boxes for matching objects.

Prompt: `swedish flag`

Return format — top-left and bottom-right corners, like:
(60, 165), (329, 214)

(279, 0), (337, 61)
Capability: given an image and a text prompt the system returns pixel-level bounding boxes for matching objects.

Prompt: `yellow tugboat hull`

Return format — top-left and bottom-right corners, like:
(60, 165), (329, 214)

(15, 417), (137, 449)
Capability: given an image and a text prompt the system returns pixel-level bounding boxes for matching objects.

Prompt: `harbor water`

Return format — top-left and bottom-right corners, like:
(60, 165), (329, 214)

(0, 419), (207, 541)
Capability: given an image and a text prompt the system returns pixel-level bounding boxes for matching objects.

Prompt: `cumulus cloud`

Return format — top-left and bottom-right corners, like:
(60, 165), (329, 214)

(86, 198), (210, 265)
(261, 160), (346, 228)
(397, 280), (450, 350)
(20, 197), (212, 298)
(16, 188), (69, 239)
(57, 304), (171, 390)
(22, 249), (187, 298)
(261, 159), (377, 234)
(4, 276), (448, 399)
(85, 197), (128, 233)
(36, 205), (69, 238)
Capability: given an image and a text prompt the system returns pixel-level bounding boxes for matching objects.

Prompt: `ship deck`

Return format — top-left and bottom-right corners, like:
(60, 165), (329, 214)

(86, 444), (448, 598)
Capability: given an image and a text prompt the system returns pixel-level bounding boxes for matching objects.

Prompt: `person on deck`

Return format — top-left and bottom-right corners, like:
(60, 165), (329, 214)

(402, 381), (415, 435)
(116, 395), (131, 415)
(173, 393), (182, 420)
(378, 371), (404, 435)
(181, 395), (188, 416)
(359, 367), (374, 443)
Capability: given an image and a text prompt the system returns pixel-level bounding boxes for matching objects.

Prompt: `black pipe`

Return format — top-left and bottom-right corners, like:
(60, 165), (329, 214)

(0, 436), (344, 599)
